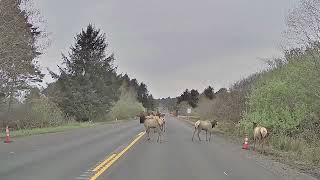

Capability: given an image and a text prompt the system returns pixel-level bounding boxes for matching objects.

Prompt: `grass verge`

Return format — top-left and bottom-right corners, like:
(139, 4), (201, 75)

(0, 122), (95, 138)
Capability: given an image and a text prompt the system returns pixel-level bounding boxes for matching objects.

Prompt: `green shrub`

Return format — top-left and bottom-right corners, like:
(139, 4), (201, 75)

(270, 135), (304, 153)
(217, 121), (237, 135)
(108, 86), (145, 120)
(26, 96), (67, 128)
(244, 54), (320, 134)
(0, 96), (69, 130)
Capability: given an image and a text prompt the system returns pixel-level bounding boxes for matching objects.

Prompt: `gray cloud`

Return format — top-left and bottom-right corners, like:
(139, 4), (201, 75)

(34, 0), (298, 98)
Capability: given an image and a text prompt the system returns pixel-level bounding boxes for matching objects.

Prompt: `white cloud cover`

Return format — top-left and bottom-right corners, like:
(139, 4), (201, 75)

(34, 0), (298, 98)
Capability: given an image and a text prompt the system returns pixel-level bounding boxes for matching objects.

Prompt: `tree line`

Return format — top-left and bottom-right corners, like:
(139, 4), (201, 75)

(0, 0), (154, 129)
(175, 86), (214, 108)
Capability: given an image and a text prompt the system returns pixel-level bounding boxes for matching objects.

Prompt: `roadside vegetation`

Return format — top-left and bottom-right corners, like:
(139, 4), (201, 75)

(160, 0), (320, 174)
(0, 0), (155, 135)
(107, 83), (145, 121)
(0, 122), (94, 138)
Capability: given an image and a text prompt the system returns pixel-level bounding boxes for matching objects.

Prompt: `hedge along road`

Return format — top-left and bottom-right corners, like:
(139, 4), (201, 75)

(0, 117), (317, 180)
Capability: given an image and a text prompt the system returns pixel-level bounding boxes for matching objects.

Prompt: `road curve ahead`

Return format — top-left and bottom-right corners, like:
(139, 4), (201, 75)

(98, 116), (317, 180)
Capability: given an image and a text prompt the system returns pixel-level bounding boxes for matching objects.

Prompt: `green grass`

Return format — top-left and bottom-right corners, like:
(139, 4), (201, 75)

(0, 122), (95, 138)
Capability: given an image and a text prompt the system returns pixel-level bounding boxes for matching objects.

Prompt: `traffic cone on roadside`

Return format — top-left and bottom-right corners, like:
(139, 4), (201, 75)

(4, 126), (12, 143)
(242, 134), (249, 150)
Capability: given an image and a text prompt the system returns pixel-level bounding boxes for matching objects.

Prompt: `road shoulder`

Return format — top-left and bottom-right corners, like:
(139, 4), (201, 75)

(177, 116), (320, 180)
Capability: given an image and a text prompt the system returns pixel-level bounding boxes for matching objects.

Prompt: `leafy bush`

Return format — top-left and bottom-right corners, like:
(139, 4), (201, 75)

(108, 85), (145, 120)
(194, 89), (247, 123)
(0, 96), (69, 130)
(244, 54), (320, 134)
(24, 96), (67, 128)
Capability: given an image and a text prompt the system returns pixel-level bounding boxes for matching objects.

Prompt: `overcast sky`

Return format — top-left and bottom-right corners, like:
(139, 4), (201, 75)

(34, 0), (298, 98)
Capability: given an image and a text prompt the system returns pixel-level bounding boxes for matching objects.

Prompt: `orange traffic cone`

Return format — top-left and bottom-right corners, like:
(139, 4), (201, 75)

(4, 126), (12, 143)
(242, 134), (249, 150)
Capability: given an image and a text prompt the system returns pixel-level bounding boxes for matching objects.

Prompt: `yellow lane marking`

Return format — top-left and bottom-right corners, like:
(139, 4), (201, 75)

(92, 154), (117, 172)
(90, 131), (145, 180)
(137, 132), (144, 136)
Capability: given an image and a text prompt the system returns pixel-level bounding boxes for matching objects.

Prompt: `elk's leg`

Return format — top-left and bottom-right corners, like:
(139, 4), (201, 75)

(157, 127), (161, 143)
(198, 130), (201, 141)
(209, 131), (212, 142)
(192, 128), (196, 141)
(206, 130), (208, 141)
(146, 128), (151, 141)
(262, 138), (265, 154)
(259, 140), (262, 153)
(253, 138), (256, 151)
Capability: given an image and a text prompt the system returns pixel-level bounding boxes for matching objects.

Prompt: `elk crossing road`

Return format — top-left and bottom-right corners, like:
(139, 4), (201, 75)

(0, 117), (317, 180)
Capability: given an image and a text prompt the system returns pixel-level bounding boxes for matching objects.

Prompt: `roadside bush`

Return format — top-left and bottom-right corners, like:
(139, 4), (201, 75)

(244, 53), (320, 133)
(270, 135), (305, 153)
(0, 96), (69, 130)
(270, 135), (320, 166)
(241, 52), (320, 167)
(23, 96), (68, 128)
(108, 86), (145, 120)
(216, 121), (238, 136)
(194, 90), (247, 123)
(176, 101), (192, 116)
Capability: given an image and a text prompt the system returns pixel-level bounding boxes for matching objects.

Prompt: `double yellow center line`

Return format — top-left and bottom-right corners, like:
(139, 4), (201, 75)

(90, 131), (146, 180)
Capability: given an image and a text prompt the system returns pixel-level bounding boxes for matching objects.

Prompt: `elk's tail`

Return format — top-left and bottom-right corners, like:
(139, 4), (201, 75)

(260, 127), (268, 138)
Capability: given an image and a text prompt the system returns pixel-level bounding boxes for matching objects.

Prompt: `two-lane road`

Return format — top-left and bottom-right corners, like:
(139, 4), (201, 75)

(0, 117), (317, 180)
(0, 120), (143, 180)
(99, 116), (317, 180)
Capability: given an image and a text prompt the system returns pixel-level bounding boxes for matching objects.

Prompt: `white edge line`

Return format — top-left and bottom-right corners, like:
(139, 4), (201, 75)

(75, 177), (89, 180)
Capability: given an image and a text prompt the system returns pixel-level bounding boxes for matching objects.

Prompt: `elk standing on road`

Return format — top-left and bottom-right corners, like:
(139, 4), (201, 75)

(156, 112), (166, 132)
(192, 120), (218, 142)
(143, 114), (163, 143)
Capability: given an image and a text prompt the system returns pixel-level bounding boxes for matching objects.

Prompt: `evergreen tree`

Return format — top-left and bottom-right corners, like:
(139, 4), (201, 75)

(118, 74), (154, 110)
(177, 89), (199, 108)
(137, 83), (149, 108)
(0, 0), (46, 126)
(177, 89), (190, 104)
(50, 24), (119, 121)
(215, 88), (228, 95)
(146, 94), (155, 110)
(189, 89), (199, 108)
(203, 86), (215, 99)
(129, 79), (139, 91)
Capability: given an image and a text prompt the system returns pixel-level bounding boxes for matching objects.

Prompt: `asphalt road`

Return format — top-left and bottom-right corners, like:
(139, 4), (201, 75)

(0, 117), (317, 180)
(0, 120), (143, 180)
